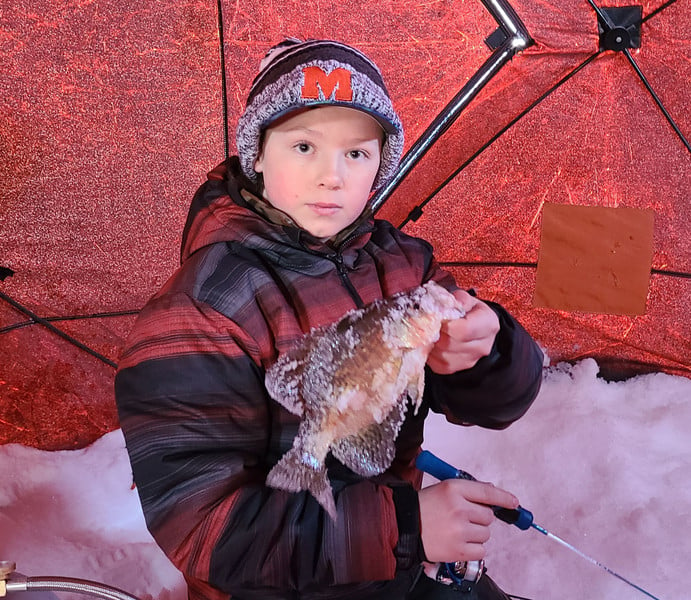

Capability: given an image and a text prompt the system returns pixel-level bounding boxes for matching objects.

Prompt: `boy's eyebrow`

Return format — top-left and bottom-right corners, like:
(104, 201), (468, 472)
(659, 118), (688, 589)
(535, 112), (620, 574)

(279, 125), (322, 135)
(280, 126), (381, 144)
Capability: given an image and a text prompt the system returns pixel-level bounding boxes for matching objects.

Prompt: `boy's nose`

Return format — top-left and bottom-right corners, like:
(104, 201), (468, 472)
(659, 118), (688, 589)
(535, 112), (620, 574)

(317, 155), (344, 189)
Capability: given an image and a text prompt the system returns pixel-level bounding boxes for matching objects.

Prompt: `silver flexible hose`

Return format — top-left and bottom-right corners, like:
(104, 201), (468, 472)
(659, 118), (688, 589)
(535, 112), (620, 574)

(5, 576), (141, 600)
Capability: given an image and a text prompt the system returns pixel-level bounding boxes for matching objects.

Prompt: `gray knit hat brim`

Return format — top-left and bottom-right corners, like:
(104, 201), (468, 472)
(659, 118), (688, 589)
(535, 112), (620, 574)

(263, 102), (399, 136)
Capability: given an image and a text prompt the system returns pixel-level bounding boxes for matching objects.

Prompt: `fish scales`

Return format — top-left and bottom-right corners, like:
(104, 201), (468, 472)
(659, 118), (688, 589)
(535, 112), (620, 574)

(265, 281), (465, 518)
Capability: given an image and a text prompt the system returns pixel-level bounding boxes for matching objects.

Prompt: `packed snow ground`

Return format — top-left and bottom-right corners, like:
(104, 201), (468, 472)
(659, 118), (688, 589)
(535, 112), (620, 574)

(1, 358), (689, 600)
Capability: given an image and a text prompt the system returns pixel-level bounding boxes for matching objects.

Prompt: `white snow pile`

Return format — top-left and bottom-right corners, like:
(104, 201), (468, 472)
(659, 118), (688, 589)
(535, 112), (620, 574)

(1, 358), (689, 600)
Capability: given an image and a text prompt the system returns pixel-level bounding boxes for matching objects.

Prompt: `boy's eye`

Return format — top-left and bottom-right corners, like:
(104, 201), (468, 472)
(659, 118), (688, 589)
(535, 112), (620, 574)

(294, 142), (312, 154)
(348, 150), (368, 160)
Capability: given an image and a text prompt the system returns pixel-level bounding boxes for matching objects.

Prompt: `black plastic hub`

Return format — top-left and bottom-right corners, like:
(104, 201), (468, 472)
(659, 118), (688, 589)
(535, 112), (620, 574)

(598, 6), (642, 51)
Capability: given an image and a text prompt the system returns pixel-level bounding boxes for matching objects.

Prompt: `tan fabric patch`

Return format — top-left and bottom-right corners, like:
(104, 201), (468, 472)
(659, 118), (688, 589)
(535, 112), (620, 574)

(533, 203), (654, 315)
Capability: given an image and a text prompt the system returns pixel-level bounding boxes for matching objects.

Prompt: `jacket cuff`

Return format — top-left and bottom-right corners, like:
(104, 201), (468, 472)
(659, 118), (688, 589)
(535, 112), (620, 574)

(390, 484), (427, 569)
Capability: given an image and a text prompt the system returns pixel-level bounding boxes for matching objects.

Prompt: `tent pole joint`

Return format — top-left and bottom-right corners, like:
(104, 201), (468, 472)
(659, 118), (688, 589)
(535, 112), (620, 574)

(371, 0), (533, 214)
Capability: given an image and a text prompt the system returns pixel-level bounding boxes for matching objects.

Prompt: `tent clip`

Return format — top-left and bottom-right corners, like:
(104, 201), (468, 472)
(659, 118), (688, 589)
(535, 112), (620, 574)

(485, 28), (508, 51)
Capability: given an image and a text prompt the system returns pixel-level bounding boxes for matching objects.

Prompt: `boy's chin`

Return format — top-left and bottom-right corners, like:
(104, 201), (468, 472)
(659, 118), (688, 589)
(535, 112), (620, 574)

(302, 213), (368, 241)
(306, 229), (338, 241)
(300, 221), (346, 241)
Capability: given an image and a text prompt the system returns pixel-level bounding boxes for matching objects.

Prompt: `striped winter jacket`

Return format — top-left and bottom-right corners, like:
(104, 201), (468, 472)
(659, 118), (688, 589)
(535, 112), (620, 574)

(115, 158), (543, 600)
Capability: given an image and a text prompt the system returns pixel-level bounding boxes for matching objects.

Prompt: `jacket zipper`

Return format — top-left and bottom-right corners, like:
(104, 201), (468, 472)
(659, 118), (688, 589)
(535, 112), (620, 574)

(297, 230), (366, 308)
(328, 227), (369, 308)
(330, 252), (364, 308)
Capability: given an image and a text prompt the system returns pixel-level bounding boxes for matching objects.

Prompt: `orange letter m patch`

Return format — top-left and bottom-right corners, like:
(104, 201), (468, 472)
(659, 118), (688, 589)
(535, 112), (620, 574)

(301, 66), (353, 101)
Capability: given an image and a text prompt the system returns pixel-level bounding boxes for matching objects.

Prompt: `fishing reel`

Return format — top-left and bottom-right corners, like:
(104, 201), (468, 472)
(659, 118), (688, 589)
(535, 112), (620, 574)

(424, 559), (485, 593)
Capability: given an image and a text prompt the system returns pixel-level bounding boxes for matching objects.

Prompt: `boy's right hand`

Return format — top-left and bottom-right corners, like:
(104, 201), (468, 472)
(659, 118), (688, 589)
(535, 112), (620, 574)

(417, 479), (519, 563)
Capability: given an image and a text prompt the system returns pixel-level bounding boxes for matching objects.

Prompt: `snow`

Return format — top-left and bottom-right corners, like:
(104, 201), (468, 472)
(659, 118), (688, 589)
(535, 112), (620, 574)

(1, 359), (688, 600)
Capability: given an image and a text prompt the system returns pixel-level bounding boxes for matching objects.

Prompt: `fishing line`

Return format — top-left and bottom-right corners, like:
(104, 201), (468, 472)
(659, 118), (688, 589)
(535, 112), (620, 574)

(530, 522), (661, 599)
(417, 451), (663, 600)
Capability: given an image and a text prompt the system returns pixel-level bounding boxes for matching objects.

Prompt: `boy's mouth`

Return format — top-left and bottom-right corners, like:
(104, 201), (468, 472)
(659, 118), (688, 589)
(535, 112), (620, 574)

(308, 203), (341, 215)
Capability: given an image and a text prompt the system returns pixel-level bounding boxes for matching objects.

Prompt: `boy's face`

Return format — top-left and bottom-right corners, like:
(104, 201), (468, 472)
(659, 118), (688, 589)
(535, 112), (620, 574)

(254, 106), (382, 239)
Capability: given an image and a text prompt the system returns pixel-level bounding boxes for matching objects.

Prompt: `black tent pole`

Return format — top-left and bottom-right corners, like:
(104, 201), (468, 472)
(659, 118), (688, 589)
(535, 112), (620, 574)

(370, 0), (533, 214)
(0, 289), (118, 368)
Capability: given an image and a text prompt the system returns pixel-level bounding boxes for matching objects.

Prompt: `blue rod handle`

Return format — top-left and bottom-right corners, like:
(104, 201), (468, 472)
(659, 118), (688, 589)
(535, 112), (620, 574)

(416, 450), (534, 530)
(416, 449), (465, 481)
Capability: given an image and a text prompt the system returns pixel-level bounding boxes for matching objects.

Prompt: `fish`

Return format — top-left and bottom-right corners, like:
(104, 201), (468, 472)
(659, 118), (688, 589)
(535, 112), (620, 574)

(264, 280), (465, 518)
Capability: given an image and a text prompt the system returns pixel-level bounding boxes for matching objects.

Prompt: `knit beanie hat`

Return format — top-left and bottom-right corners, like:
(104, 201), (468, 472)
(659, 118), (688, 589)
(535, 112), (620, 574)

(236, 38), (404, 191)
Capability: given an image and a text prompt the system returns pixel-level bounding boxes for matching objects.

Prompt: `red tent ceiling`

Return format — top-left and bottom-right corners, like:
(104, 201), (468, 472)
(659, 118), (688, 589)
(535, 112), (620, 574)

(1, 0), (688, 450)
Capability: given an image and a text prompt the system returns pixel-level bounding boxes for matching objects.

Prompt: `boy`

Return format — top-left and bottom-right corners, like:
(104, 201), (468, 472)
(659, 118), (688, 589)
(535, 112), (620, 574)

(115, 39), (543, 599)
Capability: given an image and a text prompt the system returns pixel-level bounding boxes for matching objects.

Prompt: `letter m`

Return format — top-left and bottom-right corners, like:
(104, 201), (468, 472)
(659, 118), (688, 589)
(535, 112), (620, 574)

(301, 66), (353, 101)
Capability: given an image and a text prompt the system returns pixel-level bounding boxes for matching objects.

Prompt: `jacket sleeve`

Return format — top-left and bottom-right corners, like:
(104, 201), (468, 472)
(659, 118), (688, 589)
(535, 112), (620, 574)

(423, 299), (544, 429)
(115, 291), (407, 596)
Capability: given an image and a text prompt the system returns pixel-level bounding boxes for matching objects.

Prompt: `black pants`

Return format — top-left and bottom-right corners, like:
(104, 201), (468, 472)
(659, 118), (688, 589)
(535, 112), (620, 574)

(229, 568), (511, 600)
(406, 570), (511, 600)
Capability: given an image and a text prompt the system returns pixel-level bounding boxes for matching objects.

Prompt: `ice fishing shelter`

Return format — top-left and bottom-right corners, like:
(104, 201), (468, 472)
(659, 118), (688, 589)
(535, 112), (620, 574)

(1, 0), (688, 450)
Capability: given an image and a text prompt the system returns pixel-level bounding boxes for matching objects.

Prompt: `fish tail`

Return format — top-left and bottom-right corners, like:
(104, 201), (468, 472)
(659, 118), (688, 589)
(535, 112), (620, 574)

(266, 448), (337, 519)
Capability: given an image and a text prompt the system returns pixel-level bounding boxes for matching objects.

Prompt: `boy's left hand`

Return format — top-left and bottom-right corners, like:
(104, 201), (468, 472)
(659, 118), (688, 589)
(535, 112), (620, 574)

(426, 290), (500, 374)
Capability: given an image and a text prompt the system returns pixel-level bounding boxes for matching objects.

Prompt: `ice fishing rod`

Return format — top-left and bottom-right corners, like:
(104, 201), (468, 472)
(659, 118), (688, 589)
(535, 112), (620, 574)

(416, 450), (662, 600)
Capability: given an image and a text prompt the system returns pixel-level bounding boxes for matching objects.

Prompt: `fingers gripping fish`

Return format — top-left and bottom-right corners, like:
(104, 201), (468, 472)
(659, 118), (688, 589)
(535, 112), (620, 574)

(265, 281), (465, 519)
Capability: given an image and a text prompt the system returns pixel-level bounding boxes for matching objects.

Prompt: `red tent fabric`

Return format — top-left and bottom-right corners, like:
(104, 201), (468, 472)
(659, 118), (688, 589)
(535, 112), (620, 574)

(1, 0), (688, 449)
(381, 0), (689, 378)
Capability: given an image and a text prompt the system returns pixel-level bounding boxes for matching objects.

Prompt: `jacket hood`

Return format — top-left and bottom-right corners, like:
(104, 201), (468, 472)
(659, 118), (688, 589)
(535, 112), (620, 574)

(179, 157), (374, 267)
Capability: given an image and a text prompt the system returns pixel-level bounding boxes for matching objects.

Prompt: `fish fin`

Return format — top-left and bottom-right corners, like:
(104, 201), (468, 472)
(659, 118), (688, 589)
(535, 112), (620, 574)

(400, 347), (427, 415)
(331, 399), (408, 476)
(265, 351), (308, 416)
(266, 446), (337, 520)
(405, 370), (425, 416)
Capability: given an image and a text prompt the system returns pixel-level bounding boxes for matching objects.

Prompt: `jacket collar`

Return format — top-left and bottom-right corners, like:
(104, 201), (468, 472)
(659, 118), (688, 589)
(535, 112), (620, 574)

(180, 157), (375, 269)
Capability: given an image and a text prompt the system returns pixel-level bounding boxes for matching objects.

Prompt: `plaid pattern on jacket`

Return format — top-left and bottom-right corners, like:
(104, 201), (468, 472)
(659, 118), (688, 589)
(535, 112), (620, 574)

(115, 158), (543, 600)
